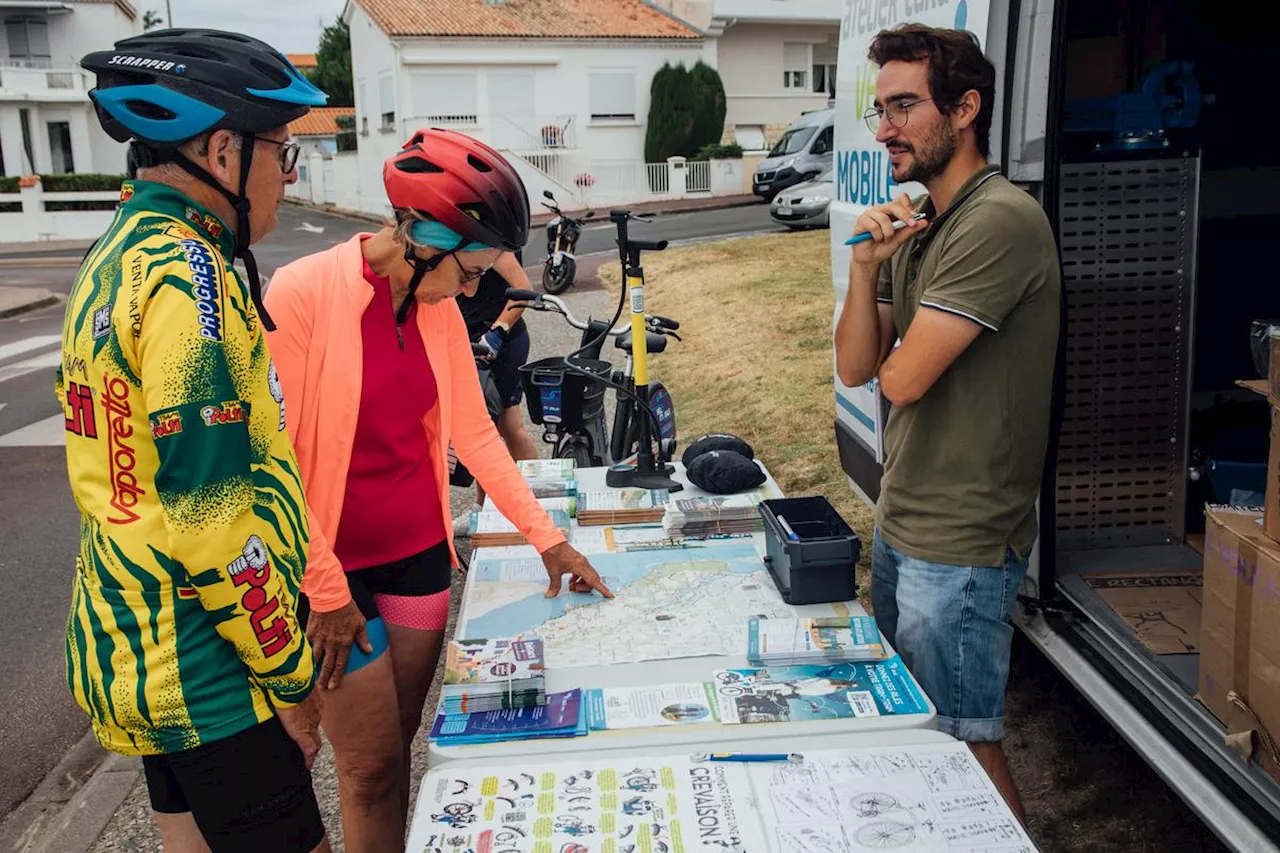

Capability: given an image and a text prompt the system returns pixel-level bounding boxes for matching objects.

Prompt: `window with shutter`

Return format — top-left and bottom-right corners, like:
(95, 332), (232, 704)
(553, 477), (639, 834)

(589, 70), (636, 120)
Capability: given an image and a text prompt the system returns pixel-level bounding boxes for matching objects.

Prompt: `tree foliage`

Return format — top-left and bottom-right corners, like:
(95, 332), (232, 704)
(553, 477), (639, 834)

(645, 61), (728, 162)
(308, 16), (354, 107)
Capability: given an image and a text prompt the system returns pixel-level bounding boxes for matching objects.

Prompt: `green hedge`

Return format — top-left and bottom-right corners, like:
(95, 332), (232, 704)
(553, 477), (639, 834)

(693, 142), (744, 160)
(0, 176), (18, 194)
(39, 173), (127, 192)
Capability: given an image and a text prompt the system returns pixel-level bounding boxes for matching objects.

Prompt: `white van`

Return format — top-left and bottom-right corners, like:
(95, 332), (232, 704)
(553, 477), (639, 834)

(831, 2), (1280, 850)
(751, 108), (835, 201)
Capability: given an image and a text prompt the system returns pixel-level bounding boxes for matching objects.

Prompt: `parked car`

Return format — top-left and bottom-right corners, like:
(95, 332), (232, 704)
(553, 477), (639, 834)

(770, 168), (833, 229)
(752, 109), (834, 201)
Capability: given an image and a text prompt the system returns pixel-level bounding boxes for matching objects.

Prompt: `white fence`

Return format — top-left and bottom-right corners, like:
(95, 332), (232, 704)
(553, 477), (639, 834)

(284, 149), (748, 223)
(0, 181), (117, 243)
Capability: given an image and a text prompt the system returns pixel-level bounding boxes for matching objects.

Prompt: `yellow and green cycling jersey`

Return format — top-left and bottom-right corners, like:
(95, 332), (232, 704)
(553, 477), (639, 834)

(57, 180), (315, 756)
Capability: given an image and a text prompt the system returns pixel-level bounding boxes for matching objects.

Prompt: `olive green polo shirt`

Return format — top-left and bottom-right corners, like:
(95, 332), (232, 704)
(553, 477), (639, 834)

(874, 164), (1061, 568)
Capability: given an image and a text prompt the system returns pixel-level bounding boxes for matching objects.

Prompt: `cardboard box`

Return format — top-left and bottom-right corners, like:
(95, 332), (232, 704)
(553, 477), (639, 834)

(1199, 507), (1280, 781)
(1269, 406), (1280, 543)
(1231, 379), (1280, 544)
(1270, 326), (1280, 400)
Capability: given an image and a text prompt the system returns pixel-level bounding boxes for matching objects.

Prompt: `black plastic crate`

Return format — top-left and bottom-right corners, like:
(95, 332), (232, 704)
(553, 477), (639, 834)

(519, 357), (610, 429)
(759, 496), (860, 605)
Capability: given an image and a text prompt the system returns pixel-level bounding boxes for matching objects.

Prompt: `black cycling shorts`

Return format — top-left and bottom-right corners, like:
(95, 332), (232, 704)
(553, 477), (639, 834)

(297, 541), (452, 636)
(142, 716), (324, 852)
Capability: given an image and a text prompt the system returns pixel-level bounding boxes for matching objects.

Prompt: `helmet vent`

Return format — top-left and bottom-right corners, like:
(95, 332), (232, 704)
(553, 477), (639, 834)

(249, 59), (289, 87)
(126, 100), (177, 121)
(467, 154), (492, 173)
(395, 156), (443, 174)
(168, 45), (223, 60)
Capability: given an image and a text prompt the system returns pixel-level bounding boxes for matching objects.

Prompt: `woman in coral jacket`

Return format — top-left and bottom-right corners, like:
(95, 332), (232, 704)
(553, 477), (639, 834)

(264, 128), (612, 852)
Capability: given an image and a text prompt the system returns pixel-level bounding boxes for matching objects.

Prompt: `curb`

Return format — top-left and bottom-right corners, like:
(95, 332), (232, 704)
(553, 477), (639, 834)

(0, 732), (119, 853)
(0, 258), (82, 269)
(283, 196), (764, 231)
(0, 239), (94, 258)
(530, 196), (762, 228)
(0, 293), (60, 320)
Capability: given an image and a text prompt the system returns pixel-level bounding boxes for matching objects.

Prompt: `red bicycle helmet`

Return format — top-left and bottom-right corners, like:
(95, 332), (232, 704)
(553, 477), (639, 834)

(384, 128), (530, 252)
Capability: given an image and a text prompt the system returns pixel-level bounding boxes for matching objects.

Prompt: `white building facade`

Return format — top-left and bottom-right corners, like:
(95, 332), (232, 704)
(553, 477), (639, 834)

(343, 0), (707, 213)
(0, 0), (141, 177)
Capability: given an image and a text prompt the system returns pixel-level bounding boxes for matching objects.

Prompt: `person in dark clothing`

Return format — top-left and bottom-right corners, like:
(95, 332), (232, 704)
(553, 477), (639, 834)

(453, 249), (540, 532)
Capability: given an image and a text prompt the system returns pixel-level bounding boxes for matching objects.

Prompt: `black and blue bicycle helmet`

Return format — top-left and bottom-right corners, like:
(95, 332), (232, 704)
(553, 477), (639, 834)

(81, 29), (328, 329)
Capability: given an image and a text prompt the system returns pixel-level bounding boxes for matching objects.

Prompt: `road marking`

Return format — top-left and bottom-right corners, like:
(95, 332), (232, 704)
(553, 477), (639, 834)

(0, 413), (64, 447)
(0, 350), (61, 384)
(296, 222), (325, 234)
(0, 334), (60, 362)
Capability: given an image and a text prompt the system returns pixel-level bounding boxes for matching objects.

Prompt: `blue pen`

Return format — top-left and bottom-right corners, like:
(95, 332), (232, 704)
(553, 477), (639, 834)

(776, 514), (800, 542)
(693, 752), (803, 763)
(845, 211), (928, 245)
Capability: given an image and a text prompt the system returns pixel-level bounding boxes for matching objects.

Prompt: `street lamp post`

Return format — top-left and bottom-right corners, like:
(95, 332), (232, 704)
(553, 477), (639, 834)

(165, 0), (173, 27)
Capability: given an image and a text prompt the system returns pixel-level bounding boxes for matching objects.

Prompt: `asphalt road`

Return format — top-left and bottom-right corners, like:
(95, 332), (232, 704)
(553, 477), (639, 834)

(0, 199), (782, 818)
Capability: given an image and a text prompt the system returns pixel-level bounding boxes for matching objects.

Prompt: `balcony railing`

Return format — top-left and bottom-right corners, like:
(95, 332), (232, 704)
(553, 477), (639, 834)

(0, 64), (88, 95)
(399, 114), (577, 152)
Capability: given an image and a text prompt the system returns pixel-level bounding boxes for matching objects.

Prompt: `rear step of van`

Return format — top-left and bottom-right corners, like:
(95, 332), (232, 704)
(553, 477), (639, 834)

(1019, 577), (1280, 848)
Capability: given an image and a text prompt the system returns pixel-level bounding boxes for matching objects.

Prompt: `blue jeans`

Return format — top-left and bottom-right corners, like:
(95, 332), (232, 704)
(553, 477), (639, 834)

(871, 530), (1028, 742)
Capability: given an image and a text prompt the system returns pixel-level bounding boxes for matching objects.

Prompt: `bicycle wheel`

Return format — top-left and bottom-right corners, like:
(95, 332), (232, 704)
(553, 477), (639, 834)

(557, 436), (595, 469)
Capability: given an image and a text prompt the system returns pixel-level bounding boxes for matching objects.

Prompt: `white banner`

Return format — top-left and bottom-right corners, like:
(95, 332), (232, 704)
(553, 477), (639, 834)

(830, 0), (993, 461)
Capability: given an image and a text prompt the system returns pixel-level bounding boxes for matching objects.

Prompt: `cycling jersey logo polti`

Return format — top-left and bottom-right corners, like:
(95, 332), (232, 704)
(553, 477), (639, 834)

(149, 411), (183, 439)
(184, 208), (223, 240)
(200, 401), (244, 427)
(228, 535), (292, 657)
(103, 377), (144, 524)
(180, 239), (223, 342)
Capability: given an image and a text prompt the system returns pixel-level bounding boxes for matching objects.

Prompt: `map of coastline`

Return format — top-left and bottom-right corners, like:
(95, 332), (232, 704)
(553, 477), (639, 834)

(460, 543), (801, 667)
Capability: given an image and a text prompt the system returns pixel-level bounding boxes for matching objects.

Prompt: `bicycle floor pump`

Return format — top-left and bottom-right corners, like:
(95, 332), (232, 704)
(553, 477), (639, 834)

(604, 209), (683, 493)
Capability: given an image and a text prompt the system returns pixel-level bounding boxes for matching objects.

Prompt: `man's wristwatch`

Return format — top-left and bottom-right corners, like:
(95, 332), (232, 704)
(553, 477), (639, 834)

(492, 320), (511, 335)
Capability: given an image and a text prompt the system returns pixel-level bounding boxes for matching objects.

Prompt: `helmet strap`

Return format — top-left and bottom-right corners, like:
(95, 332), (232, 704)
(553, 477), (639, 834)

(393, 237), (466, 350)
(170, 133), (276, 332)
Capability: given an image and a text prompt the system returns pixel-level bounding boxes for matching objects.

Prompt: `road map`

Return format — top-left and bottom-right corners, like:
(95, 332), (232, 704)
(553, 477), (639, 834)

(458, 543), (801, 668)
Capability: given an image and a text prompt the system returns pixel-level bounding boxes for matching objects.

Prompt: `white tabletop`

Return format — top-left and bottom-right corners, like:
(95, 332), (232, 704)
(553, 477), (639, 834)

(430, 463), (936, 763)
(408, 729), (1041, 853)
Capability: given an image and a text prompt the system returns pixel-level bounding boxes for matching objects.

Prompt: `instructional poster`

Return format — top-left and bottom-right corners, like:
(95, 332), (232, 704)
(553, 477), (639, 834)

(751, 744), (1036, 853)
(411, 754), (762, 852)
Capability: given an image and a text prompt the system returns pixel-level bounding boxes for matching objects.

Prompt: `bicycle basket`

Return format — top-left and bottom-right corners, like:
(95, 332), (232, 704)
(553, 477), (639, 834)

(519, 357), (611, 430)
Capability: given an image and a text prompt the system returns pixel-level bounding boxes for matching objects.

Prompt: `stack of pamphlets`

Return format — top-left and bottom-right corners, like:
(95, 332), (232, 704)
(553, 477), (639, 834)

(715, 657), (929, 724)
(429, 689), (586, 745)
(440, 637), (546, 715)
(747, 616), (887, 666)
(481, 494), (578, 518)
(517, 458), (578, 499)
(576, 489), (670, 526)
(662, 494), (766, 537)
(468, 508), (572, 547)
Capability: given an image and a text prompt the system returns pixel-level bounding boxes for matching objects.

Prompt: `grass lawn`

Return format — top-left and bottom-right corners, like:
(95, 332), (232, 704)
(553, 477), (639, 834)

(603, 229), (1228, 853)
(599, 230), (874, 551)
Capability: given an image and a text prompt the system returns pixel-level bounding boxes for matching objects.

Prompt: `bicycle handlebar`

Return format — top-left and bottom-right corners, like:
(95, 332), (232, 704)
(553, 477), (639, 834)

(505, 289), (675, 338)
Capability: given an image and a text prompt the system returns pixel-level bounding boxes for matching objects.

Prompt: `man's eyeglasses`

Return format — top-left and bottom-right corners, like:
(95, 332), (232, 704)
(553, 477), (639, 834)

(451, 253), (491, 284)
(254, 136), (302, 173)
(862, 98), (934, 134)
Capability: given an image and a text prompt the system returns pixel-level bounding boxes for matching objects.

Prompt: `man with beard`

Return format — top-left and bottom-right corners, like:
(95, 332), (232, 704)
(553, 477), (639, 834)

(833, 24), (1060, 819)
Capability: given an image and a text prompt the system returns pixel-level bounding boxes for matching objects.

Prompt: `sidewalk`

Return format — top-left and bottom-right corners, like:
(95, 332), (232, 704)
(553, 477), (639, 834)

(0, 286), (60, 319)
(288, 192), (763, 230)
